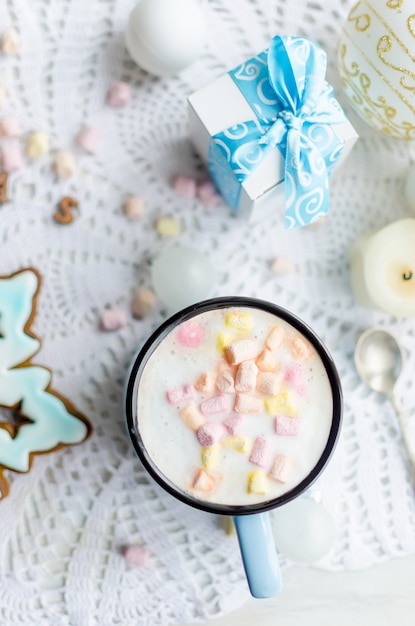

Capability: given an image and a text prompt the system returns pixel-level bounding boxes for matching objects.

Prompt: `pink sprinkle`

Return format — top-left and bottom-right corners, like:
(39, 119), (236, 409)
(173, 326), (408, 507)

(197, 422), (226, 447)
(166, 384), (195, 406)
(1, 142), (22, 173)
(100, 309), (127, 331)
(76, 125), (100, 152)
(249, 437), (273, 468)
(223, 414), (244, 436)
(197, 180), (222, 209)
(200, 393), (228, 415)
(172, 175), (197, 198)
(0, 117), (22, 138)
(108, 81), (131, 107)
(284, 364), (305, 395)
(177, 321), (204, 348)
(122, 545), (150, 566)
(274, 414), (300, 436)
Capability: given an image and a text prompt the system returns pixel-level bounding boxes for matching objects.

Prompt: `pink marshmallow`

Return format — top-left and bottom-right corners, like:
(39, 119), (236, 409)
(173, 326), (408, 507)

(216, 370), (235, 393)
(284, 364), (305, 395)
(177, 321), (204, 348)
(200, 393), (228, 415)
(107, 81), (131, 107)
(192, 468), (216, 492)
(194, 371), (216, 395)
(256, 371), (282, 396)
(265, 325), (285, 351)
(223, 414), (244, 436)
(100, 309), (127, 331)
(269, 454), (293, 483)
(76, 125), (100, 152)
(172, 175), (197, 198)
(274, 414), (300, 436)
(235, 361), (258, 393)
(122, 545), (150, 566)
(249, 437), (273, 468)
(290, 336), (312, 361)
(234, 393), (262, 414)
(179, 403), (205, 431)
(166, 384), (195, 406)
(197, 421), (226, 447)
(1, 142), (22, 173)
(225, 339), (261, 366)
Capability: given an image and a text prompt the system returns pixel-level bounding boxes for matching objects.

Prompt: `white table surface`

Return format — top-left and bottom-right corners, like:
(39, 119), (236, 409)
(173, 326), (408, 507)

(189, 552), (415, 626)
(2, 1), (415, 624)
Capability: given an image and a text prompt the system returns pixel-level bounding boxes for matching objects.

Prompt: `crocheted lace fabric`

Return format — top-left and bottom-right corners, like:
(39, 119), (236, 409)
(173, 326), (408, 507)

(1, 0), (414, 624)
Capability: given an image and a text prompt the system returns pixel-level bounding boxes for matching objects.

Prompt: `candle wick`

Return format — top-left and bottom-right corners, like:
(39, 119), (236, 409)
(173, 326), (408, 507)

(402, 270), (413, 281)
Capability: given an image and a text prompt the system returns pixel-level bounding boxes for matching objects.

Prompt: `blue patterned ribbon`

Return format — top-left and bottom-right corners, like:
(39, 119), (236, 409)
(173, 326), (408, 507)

(208, 36), (347, 228)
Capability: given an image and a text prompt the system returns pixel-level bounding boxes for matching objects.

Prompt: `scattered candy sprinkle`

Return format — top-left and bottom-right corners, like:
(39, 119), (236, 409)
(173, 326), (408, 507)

(54, 150), (76, 178)
(107, 81), (131, 107)
(27, 131), (50, 158)
(131, 289), (156, 319)
(172, 175), (197, 198)
(155, 216), (180, 236)
(270, 256), (295, 275)
(123, 196), (144, 220)
(0, 28), (20, 56)
(122, 544), (150, 567)
(76, 125), (100, 153)
(0, 117), (22, 138)
(100, 309), (127, 331)
(1, 142), (22, 173)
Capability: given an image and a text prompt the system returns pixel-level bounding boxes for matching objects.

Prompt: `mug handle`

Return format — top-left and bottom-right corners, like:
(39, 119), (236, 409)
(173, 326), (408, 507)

(233, 512), (282, 598)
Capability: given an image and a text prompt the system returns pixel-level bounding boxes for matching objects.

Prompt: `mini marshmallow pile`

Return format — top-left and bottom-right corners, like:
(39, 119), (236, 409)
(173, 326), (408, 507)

(165, 311), (312, 499)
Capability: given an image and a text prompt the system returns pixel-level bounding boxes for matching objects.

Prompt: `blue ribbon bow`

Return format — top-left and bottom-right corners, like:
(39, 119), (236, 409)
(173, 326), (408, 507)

(208, 36), (347, 228)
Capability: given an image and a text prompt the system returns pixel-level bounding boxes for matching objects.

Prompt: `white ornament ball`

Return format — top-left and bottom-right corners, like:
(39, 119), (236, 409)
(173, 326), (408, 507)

(337, 0), (415, 140)
(151, 244), (216, 311)
(403, 163), (415, 212)
(125, 0), (207, 77)
(271, 497), (336, 563)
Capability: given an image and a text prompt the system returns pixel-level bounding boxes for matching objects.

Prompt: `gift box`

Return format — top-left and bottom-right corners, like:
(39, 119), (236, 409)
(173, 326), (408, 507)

(188, 35), (358, 228)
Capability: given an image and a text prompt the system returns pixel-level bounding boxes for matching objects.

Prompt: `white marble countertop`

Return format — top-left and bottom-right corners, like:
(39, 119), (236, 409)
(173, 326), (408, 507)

(190, 553), (415, 626)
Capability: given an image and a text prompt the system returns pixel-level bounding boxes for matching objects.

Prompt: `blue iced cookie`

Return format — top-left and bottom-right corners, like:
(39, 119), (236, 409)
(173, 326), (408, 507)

(0, 268), (91, 499)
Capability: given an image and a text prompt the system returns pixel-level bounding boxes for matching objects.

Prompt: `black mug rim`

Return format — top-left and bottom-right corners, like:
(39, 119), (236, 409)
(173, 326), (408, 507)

(125, 296), (343, 516)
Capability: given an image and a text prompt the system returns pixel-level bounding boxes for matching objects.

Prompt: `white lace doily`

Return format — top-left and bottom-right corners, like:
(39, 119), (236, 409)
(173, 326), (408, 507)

(1, 1), (415, 624)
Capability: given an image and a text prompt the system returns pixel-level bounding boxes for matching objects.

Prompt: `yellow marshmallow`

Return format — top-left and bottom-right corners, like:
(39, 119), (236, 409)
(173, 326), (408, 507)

(247, 470), (268, 495)
(201, 445), (220, 469)
(222, 436), (250, 454)
(216, 331), (234, 353)
(225, 312), (252, 333)
(264, 391), (296, 416)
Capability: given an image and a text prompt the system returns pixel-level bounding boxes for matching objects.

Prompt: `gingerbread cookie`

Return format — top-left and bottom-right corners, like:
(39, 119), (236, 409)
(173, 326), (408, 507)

(0, 268), (91, 499)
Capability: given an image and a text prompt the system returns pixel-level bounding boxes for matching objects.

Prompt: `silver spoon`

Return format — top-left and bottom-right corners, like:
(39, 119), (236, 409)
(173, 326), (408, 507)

(354, 327), (415, 481)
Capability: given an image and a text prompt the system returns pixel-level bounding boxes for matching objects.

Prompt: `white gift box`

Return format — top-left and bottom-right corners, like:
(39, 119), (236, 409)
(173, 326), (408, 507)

(188, 43), (359, 226)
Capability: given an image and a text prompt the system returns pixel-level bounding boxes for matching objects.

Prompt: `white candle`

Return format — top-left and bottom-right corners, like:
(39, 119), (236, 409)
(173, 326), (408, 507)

(349, 219), (415, 317)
